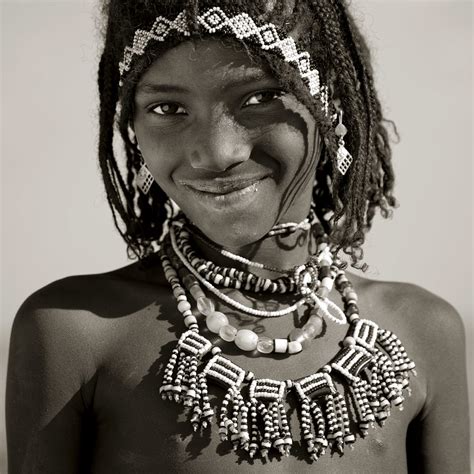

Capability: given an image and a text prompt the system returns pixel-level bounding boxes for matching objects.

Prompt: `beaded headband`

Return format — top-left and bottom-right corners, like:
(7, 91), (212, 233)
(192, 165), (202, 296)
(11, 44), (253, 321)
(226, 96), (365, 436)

(118, 7), (329, 115)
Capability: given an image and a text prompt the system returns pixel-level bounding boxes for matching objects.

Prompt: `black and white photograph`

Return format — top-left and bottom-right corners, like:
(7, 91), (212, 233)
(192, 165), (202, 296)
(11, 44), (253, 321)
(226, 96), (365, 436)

(2, 0), (472, 472)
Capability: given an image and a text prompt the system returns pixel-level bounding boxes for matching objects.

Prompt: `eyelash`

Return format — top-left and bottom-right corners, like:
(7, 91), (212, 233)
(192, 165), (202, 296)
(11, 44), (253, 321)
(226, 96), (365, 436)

(149, 89), (286, 116)
(243, 89), (286, 106)
(151, 103), (187, 116)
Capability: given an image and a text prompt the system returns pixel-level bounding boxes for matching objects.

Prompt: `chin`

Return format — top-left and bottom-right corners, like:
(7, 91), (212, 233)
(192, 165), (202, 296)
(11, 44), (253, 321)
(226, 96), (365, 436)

(186, 210), (274, 250)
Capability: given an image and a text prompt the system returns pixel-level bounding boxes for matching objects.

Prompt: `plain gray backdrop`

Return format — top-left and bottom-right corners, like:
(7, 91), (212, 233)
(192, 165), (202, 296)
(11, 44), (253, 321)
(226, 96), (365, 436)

(1, 0), (473, 471)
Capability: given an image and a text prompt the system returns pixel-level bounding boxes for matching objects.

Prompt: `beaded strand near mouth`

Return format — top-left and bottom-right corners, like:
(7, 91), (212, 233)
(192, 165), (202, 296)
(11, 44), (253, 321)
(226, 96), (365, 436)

(169, 219), (347, 324)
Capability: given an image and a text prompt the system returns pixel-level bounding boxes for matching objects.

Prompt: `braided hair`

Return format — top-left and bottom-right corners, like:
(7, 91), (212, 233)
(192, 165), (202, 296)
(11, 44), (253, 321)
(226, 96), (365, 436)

(98, 0), (397, 268)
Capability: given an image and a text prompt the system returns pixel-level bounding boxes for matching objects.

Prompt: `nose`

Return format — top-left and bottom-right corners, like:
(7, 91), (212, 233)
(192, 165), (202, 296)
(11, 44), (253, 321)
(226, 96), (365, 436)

(189, 108), (251, 172)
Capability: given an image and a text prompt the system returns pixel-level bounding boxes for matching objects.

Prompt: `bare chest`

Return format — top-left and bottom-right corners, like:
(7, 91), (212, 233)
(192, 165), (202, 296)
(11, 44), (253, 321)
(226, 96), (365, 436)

(87, 298), (425, 474)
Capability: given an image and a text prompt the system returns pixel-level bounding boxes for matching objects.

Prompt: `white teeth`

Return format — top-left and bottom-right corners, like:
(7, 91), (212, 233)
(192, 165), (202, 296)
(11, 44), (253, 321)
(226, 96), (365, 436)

(214, 182), (257, 201)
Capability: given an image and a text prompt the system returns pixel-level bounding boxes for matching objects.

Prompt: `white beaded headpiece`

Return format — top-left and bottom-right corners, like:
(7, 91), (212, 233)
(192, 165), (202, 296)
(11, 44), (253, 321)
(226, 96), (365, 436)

(118, 7), (329, 115)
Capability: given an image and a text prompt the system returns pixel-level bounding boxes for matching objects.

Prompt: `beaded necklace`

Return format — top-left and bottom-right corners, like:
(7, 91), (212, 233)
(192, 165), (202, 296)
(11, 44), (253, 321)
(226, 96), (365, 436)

(159, 216), (416, 462)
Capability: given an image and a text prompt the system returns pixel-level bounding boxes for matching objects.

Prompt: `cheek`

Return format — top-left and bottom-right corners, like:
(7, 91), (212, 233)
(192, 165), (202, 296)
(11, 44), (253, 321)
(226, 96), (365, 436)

(257, 122), (315, 181)
(256, 118), (320, 220)
(135, 128), (180, 189)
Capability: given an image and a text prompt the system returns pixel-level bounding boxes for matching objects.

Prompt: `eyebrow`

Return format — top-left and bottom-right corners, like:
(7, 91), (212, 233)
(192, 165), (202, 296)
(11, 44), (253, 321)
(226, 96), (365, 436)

(136, 83), (190, 95)
(136, 70), (278, 95)
(222, 70), (278, 90)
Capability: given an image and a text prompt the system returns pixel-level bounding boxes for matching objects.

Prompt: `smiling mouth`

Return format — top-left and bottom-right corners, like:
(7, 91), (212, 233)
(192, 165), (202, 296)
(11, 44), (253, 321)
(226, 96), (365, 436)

(178, 176), (269, 195)
(177, 176), (270, 206)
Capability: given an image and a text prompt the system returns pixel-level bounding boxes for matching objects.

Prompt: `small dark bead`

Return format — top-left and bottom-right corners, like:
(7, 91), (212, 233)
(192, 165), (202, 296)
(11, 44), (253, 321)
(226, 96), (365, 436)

(336, 280), (351, 292)
(346, 303), (359, 316)
(319, 266), (332, 279)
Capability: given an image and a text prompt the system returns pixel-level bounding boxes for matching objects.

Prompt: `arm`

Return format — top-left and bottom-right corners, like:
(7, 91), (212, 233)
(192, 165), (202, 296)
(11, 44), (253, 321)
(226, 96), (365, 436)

(407, 294), (470, 473)
(6, 284), (98, 474)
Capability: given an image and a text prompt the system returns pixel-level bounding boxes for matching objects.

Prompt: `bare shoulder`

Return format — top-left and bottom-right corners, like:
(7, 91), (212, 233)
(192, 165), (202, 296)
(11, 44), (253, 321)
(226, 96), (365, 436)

(362, 275), (463, 341)
(10, 258), (169, 386)
(17, 257), (166, 315)
(355, 273), (465, 355)
(6, 260), (169, 472)
(16, 256), (167, 318)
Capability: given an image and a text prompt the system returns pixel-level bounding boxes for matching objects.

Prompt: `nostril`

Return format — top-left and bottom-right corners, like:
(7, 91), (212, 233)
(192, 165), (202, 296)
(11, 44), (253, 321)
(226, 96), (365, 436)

(222, 161), (241, 173)
(189, 141), (252, 171)
(188, 113), (252, 170)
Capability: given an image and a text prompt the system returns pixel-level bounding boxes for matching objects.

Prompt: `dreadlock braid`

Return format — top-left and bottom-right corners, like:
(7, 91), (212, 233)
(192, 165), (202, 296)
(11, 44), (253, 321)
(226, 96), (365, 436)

(304, 1), (370, 262)
(98, 46), (131, 246)
(98, 0), (397, 267)
(336, 0), (397, 253)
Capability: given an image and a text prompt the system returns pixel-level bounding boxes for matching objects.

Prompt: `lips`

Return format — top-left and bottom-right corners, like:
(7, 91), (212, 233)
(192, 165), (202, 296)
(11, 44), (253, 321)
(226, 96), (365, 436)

(178, 176), (269, 195)
(176, 174), (272, 210)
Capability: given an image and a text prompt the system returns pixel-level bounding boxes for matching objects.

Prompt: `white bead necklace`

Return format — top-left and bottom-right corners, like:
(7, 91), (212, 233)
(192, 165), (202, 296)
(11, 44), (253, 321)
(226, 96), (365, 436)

(189, 209), (319, 274)
(165, 219), (349, 355)
(158, 218), (417, 462)
(170, 222), (347, 325)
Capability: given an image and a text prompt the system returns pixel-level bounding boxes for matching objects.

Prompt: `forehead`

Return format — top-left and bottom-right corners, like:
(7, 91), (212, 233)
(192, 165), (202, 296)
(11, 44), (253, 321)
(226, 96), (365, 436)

(136, 38), (279, 93)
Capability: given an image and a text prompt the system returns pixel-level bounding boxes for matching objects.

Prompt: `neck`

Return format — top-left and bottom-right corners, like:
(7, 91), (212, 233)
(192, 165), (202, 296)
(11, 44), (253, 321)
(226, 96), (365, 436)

(189, 224), (317, 279)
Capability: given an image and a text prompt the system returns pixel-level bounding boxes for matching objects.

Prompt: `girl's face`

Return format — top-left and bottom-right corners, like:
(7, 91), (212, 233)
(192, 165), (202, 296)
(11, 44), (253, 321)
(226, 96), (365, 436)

(133, 39), (321, 249)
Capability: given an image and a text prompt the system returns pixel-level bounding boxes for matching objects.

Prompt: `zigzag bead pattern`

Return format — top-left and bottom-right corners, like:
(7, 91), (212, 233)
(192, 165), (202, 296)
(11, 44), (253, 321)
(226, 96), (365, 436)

(118, 7), (328, 108)
(119, 12), (191, 79)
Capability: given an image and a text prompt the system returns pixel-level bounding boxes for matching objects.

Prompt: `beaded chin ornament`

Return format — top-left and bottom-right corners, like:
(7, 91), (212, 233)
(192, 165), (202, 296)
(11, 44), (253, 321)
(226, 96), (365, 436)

(158, 214), (416, 462)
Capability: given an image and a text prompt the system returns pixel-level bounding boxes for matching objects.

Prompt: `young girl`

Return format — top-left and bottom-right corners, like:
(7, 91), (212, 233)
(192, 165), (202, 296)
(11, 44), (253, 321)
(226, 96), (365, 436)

(6, 1), (469, 472)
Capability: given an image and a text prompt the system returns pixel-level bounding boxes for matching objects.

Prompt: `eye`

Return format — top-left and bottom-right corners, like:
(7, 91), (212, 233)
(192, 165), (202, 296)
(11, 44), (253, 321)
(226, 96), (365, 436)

(244, 90), (285, 107)
(151, 103), (187, 115)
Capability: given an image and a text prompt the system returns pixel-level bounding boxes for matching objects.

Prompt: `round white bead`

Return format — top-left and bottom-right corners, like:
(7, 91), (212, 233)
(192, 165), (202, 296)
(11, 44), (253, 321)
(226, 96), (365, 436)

(321, 277), (334, 290)
(206, 311), (229, 333)
(343, 336), (356, 347)
(177, 300), (191, 313)
(219, 324), (238, 342)
(288, 341), (303, 354)
(184, 315), (197, 327)
(289, 328), (311, 348)
(256, 336), (274, 354)
(164, 269), (175, 280)
(235, 329), (259, 351)
(274, 338), (288, 353)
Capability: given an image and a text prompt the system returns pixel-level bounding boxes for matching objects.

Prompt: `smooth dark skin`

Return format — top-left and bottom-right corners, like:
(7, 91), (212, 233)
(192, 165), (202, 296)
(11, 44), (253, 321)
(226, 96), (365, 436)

(6, 40), (470, 473)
